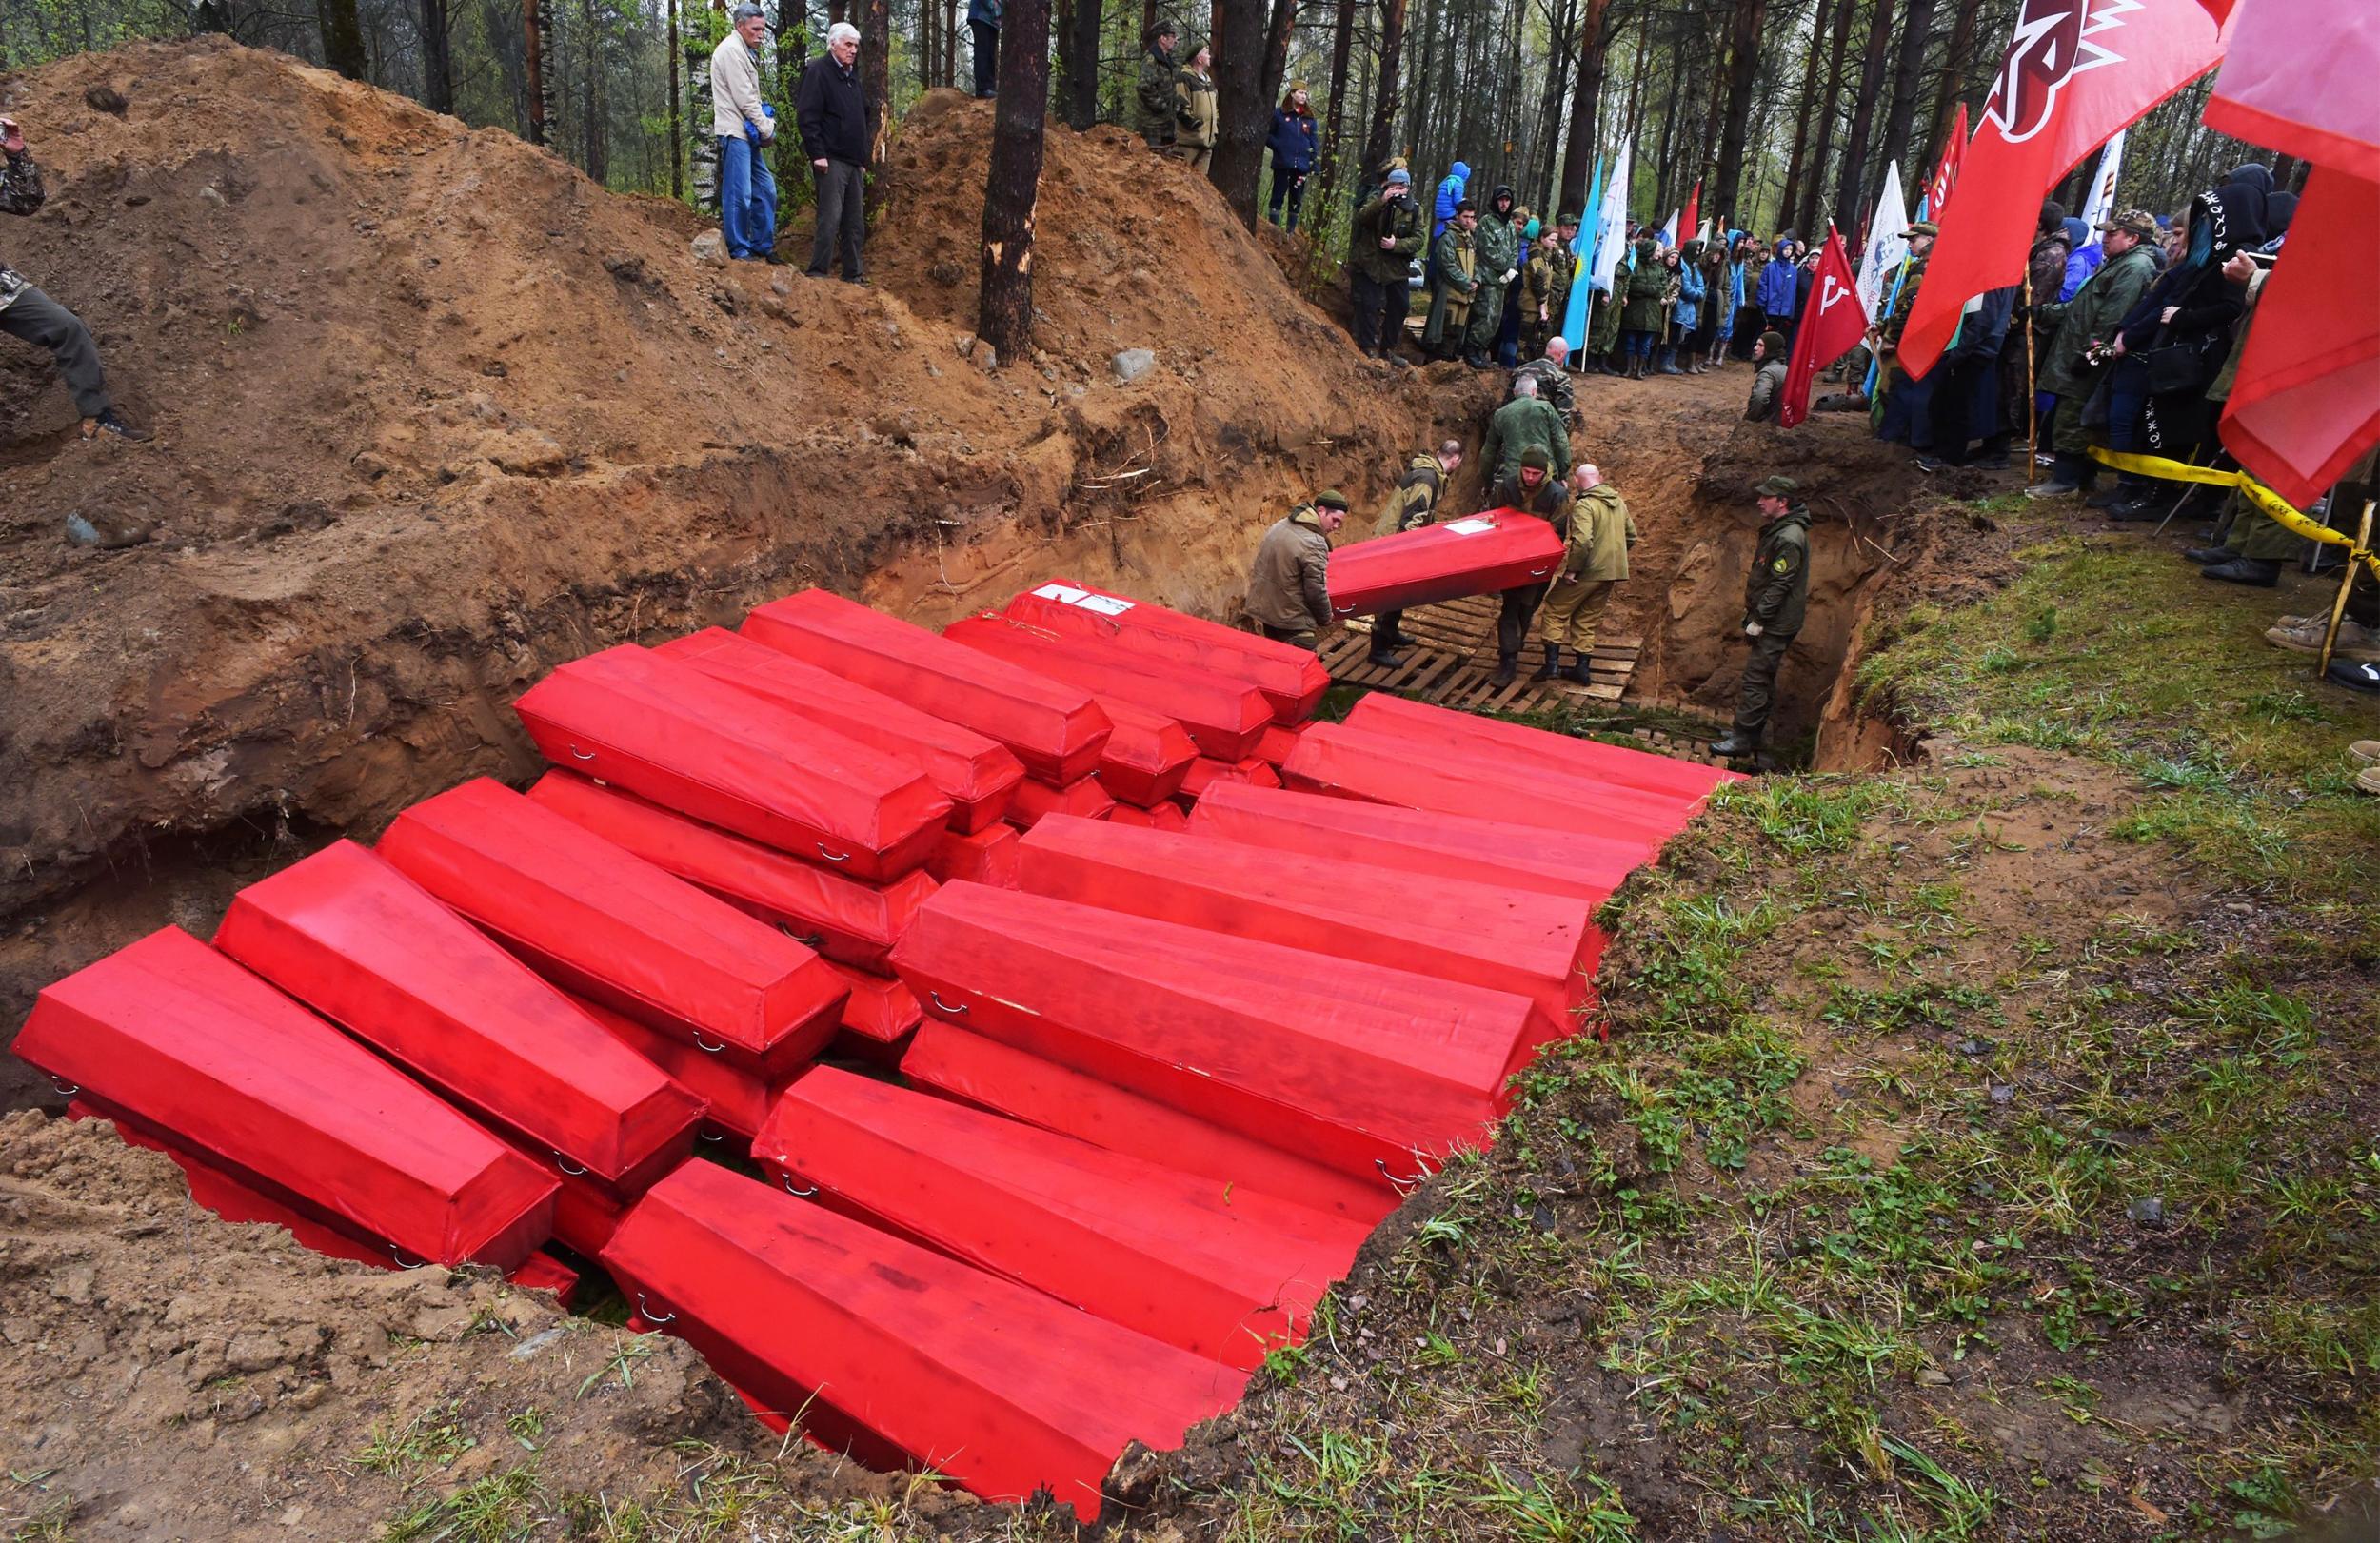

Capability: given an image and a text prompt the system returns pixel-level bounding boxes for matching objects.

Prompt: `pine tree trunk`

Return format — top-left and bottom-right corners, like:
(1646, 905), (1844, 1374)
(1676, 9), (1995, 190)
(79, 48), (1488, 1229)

(1259, 0), (1297, 112)
(1619, 15), (1649, 180)
(666, 0), (682, 196)
(1068, 0), (1101, 124)
(863, 0), (891, 217)
(1831, 0), (1894, 231)
(979, 0), (1052, 362)
(1878, 0), (1936, 212)
(581, 0), (605, 183)
(1530, 0), (1574, 209)
(1207, 0), (1270, 222)
(1359, 0), (1409, 179)
(1795, 0), (1850, 234)
(1925, 0), (1982, 166)
(1652, 29), (1684, 215)
(1556, 0), (1611, 220)
(318, 0), (368, 80)
(1777, 0), (1827, 239)
(1315, 0), (1358, 208)
(1707, 0), (1765, 232)
(522, 0), (546, 143)
(419, 0), (454, 110)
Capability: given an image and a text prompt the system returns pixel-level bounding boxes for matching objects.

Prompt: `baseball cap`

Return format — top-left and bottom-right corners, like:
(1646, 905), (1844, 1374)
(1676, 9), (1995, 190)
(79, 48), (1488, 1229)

(1754, 475), (1799, 497)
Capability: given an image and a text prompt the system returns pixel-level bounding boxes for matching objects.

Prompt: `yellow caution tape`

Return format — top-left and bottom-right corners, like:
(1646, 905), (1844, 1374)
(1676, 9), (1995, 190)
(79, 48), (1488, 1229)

(2088, 447), (2380, 583)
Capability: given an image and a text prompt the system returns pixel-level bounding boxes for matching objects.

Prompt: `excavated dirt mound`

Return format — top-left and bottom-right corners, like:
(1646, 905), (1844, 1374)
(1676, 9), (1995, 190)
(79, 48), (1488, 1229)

(0, 41), (1483, 1072)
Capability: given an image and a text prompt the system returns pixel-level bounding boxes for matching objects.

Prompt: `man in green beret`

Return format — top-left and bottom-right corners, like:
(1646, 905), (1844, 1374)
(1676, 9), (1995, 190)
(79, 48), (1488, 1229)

(1245, 490), (1347, 650)
(1711, 475), (1811, 762)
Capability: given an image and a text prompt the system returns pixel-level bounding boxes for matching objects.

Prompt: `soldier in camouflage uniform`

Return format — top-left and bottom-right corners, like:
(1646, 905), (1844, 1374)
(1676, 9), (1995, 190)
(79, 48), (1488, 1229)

(1517, 215), (1577, 361)
(2, 117), (147, 441)
(1461, 185), (1519, 368)
(1134, 24), (1180, 150)
(1481, 445), (1573, 685)
(1510, 336), (1577, 425)
(1711, 475), (1812, 762)
(1364, 439), (1463, 667)
(1423, 202), (1481, 360)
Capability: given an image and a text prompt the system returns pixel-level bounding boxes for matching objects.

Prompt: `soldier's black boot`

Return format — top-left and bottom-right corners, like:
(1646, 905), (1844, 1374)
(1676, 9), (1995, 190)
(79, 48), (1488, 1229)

(1710, 730), (1756, 759)
(1489, 651), (1518, 686)
(1534, 643), (1560, 681)
(1367, 643), (1409, 667)
(1566, 654), (1597, 685)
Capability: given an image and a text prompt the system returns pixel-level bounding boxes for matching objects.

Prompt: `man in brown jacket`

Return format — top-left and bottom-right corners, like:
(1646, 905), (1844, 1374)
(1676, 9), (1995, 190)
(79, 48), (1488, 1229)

(1535, 463), (1636, 682)
(1244, 491), (1346, 648)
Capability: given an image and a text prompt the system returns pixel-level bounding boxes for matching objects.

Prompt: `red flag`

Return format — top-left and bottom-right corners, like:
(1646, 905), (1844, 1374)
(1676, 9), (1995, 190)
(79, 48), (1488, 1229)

(1925, 103), (1967, 216)
(1899, 0), (2226, 379)
(2217, 167), (2380, 508)
(2194, 0), (2238, 22)
(1680, 180), (1702, 246)
(2202, 0), (2380, 180)
(1778, 228), (1868, 429)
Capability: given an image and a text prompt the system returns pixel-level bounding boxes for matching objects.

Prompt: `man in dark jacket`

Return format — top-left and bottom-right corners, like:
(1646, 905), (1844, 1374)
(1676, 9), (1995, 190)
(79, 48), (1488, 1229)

(1, 116), (148, 441)
(1711, 476), (1812, 762)
(1134, 23), (1179, 149)
(1744, 331), (1788, 422)
(1918, 284), (2015, 471)
(2028, 209), (2160, 499)
(1349, 169), (1423, 361)
(966, 0), (1001, 97)
(1265, 82), (1319, 231)
(1483, 445), (1574, 684)
(1245, 492), (1346, 647)
(796, 22), (872, 284)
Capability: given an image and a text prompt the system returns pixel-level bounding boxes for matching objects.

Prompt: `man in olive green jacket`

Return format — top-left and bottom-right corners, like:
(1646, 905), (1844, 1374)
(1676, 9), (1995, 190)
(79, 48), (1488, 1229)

(1174, 41), (1218, 171)
(1366, 440), (1465, 666)
(1423, 202), (1480, 359)
(1349, 170), (1425, 360)
(1482, 445), (1574, 684)
(1245, 491), (1347, 648)
(1134, 23), (1180, 149)
(2027, 209), (2160, 499)
(1480, 373), (1570, 485)
(1533, 464), (1636, 682)
(1712, 475), (1812, 762)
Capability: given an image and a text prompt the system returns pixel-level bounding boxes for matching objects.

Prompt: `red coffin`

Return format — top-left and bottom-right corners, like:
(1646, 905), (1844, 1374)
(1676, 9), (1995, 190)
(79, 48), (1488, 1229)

(823, 961), (925, 1047)
(512, 644), (950, 880)
(601, 1161), (1246, 1520)
(1252, 723), (1306, 765)
(1005, 579), (1329, 724)
(1017, 816), (1597, 1051)
(1344, 691), (1741, 805)
(1324, 509), (1565, 617)
(569, 992), (783, 1144)
(378, 780), (847, 1080)
(1190, 781), (1644, 903)
(926, 823), (1020, 888)
(1176, 756), (1279, 803)
(944, 614), (1272, 762)
(526, 773), (933, 975)
(1087, 697), (1197, 808)
(756, 1069), (1369, 1370)
(15, 928), (555, 1268)
(1280, 722), (1691, 848)
(1006, 775), (1115, 831)
(890, 884), (1532, 1185)
(214, 841), (704, 1197)
(658, 627), (1025, 834)
(901, 1022), (1395, 1224)
(741, 589), (1113, 784)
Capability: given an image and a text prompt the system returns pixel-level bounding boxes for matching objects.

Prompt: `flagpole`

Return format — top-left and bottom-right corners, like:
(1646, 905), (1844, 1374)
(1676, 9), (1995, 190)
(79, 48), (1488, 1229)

(2024, 272), (2038, 487)
(2318, 500), (2378, 678)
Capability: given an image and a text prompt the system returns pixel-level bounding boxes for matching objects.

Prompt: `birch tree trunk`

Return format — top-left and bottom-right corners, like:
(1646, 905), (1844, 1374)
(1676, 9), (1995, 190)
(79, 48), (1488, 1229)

(978, 0), (1051, 363)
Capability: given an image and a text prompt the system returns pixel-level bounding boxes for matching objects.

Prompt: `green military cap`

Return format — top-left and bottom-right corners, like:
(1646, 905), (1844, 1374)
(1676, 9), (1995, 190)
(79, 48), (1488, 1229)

(1753, 474), (1799, 497)
(1907, 219), (1939, 238)
(1556, 210), (1580, 227)
(1520, 445), (1552, 470)
(1314, 488), (1350, 510)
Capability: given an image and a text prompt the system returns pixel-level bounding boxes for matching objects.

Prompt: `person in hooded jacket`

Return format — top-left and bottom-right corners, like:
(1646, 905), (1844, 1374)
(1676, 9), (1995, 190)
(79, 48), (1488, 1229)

(1617, 234), (1667, 378)
(1664, 244), (1706, 374)
(1433, 161), (1471, 239)
(1757, 239), (1801, 340)
(2094, 162), (2269, 518)
(1265, 82), (1319, 230)
(2058, 216), (2100, 300)
(1463, 186), (1520, 368)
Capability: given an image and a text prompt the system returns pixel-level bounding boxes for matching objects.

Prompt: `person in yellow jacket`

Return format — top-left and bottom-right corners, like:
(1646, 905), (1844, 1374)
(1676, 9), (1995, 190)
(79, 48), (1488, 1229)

(1534, 463), (1636, 682)
(1175, 41), (1218, 172)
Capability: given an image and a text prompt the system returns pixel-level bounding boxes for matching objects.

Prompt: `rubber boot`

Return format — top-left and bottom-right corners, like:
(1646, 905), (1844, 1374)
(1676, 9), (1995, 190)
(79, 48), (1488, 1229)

(1602, 351), (1626, 377)
(1533, 642), (1560, 681)
(1710, 731), (1756, 759)
(1489, 651), (1518, 686)
(1566, 650), (1597, 685)
(1657, 346), (1681, 375)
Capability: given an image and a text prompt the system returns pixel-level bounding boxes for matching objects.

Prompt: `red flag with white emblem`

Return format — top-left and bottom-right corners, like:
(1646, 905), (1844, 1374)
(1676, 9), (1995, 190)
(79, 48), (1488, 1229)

(1778, 227), (1867, 429)
(1899, 0), (2227, 379)
(1924, 104), (1966, 217)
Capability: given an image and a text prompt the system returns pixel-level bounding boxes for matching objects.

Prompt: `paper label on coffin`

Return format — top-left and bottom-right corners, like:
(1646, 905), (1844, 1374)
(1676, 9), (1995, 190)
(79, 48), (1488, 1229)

(214, 841), (705, 1197)
(600, 1161), (1247, 1521)
(1190, 781), (1640, 903)
(890, 884), (1533, 1185)
(1004, 775), (1115, 831)
(900, 1021), (1396, 1224)
(566, 991), (782, 1144)
(658, 627), (1025, 834)
(511, 643), (951, 880)
(755, 1068), (1370, 1370)
(1279, 722), (1690, 848)
(1008, 578), (1329, 723)
(943, 614), (1273, 762)
(1344, 691), (1740, 805)
(1017, 816), (1597, 1052)
(925, 823), (1021, 888)
(379, 780), (847, 1080)
(1324, 509), (1566, 617)
(526, 773), (934, 975)
(16, 928), (556, 1269)
(741, 588), (1113, 785)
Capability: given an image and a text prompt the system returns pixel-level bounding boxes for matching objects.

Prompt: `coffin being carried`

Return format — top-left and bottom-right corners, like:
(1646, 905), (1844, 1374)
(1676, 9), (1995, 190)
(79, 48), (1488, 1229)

(1324, 508), (1565, 618)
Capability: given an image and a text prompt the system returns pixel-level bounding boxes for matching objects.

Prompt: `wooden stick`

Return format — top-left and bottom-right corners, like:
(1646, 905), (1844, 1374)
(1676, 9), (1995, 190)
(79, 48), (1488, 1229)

(2024, 271), (2038, 488)
(2317, 499), (2376, 678)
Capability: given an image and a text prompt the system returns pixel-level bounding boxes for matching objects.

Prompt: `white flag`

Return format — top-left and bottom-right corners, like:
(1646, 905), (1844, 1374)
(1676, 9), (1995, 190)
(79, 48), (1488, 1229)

(1657, 208), (1679, 247)
(1854, 161), (1910, 326)
(1588, 143), (1633, 295)
(2080, 130), (2125, 237)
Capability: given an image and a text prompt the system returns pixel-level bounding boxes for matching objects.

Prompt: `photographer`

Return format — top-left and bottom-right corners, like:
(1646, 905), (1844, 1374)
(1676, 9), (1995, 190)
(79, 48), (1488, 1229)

(2, 115), (148, 441)
(1347, 168), (1423, 364)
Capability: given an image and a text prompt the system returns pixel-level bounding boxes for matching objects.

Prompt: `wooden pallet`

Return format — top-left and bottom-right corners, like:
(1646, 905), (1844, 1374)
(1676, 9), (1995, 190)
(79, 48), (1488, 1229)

(1320, 619), (1642, 713)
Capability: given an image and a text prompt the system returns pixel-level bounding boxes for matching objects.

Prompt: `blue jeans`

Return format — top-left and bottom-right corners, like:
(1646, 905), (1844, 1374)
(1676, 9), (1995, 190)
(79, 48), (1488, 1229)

(719, 131), (777, 260)
(2106, 354), (2153, 485)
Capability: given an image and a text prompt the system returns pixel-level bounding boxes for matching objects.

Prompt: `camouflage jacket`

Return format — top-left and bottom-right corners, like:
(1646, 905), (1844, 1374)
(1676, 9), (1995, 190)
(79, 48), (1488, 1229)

(1510, 356), (1576, 423)
(1, 148), (45, 311)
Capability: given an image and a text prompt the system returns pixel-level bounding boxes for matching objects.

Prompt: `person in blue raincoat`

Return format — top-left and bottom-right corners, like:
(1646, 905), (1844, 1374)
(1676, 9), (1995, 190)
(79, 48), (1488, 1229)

(1757, 239), (1801, 341)
(1429, 159), (1469, 286)
(1663, 242), (1707, 374)
(1264, 82), (1319, 231)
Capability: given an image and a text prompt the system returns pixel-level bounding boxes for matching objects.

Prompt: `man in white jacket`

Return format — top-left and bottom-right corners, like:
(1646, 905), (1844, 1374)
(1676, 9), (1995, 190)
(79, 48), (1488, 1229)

(711, 4), (780, 262)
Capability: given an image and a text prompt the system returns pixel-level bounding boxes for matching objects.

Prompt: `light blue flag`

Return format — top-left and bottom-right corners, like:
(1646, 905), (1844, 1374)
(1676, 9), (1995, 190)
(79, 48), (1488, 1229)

(1560, 157), (1605, 353)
